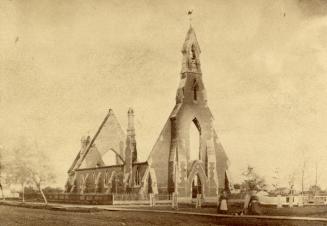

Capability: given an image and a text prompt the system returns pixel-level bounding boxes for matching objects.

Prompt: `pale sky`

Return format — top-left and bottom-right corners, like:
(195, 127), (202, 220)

(1, 0), (327, 190)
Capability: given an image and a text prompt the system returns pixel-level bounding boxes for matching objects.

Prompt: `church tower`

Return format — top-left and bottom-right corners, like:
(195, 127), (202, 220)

(147, 25), (229, 201)
(124, 108), (138, 191)
(176, 25), (206, 105)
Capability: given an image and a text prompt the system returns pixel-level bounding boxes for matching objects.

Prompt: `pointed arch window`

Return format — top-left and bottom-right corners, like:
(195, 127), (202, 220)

(148, 174), (153, 194)
(135, 167), (140, 186)
(112, 175), (117, 193)
(192, 79), (199, 101)
(190, 45), (196, 60)
(104, 170), (110, 185)
(193, 86), (198, 101)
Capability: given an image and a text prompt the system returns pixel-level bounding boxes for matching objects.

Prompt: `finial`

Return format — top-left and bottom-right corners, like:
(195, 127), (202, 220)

(187, 9), (193, 26)
(128, 107), (134, 115)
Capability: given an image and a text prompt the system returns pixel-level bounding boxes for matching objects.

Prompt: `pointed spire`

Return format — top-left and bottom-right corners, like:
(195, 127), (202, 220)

(181, 26), (201, 74)
(176, 23), (207, 105)
(187, 9), (193, 27)
(126, 108), (137, 162)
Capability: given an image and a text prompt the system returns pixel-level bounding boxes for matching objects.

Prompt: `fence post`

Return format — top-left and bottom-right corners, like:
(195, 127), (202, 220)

(149, 193), (154, 207)
(289, 196), (293, 208)
(298, 196), (304, 207)
(153, 194), (156, 207)
(277, 194), (282, 208)
(196, 194), (202, 208)
(172, 192), (178, 209)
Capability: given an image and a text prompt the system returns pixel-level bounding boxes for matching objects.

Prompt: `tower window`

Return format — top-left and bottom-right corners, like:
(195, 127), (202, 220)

(193, 79), (199, 101)
(191, 45), (196, 60)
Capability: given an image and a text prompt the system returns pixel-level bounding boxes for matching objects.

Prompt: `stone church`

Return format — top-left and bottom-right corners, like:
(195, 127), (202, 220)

(65, 25), (230, 202)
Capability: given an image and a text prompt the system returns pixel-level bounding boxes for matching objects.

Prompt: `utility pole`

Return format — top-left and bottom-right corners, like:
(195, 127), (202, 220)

(314, 161), (318, 196)
(301, 161), (306, 205)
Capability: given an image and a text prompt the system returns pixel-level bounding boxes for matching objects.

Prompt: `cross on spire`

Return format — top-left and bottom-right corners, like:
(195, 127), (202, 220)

(187, 9), (193, 26)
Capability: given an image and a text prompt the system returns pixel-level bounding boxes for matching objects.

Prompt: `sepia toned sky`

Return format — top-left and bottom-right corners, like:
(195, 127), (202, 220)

(1, 0), (327, 190)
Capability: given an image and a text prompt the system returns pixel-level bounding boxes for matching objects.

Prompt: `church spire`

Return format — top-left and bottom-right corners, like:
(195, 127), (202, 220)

(187, 9), (193, 27)
(176, 25), (207, 105)
(181, 26), (202, 74)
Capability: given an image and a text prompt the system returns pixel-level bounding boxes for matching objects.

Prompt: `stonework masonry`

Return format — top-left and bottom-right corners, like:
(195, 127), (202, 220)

(65, 26), (230, 203)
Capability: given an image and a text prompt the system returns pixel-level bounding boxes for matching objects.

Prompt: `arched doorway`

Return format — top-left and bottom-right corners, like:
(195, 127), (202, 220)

(191, 174), (202, 198)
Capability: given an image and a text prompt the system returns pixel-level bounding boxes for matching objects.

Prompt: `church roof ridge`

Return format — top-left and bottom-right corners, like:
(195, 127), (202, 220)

(68, 108), (120, 172)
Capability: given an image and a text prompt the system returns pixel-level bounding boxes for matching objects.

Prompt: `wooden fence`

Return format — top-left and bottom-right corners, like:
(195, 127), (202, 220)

(112, 193), (173, 206)
(46, 193), (113, 205)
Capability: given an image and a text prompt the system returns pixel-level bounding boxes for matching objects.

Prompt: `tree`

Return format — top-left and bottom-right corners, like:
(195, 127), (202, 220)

(272, 168), (280, 192)
(308, 185), (322, 196)
(4, 143), (32, 202)
(0, 145), (5, 200)
(233, 183), (241, 190)
(3, 139), (55, 204)
(27, 146), (56, 204)
(241, 165), (267, 192)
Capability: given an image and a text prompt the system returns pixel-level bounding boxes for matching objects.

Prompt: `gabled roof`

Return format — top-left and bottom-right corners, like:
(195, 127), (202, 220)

(68, 109), (126, 173)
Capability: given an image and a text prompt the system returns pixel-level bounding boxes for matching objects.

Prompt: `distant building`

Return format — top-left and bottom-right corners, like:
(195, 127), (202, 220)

(65, 25), (230, 202)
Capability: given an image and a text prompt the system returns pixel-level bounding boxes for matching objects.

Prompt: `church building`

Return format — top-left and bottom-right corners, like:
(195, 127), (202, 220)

(65, 25), (230, 203)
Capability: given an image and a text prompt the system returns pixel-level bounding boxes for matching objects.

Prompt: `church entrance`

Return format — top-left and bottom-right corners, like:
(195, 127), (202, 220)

(191, 174), (202, 198)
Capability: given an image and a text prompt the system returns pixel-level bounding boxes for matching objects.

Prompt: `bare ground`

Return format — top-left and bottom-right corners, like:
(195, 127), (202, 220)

(1, 205), (327, 226)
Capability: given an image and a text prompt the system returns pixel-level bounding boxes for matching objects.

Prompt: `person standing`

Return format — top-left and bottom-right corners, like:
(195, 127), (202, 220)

(243, 191), (252, 214)
(218, 190), (228, 214)
(243, 190), (262, 215)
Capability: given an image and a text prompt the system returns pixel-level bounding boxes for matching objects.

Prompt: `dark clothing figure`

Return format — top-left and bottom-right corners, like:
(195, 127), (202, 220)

(248, 195), (262, 215)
